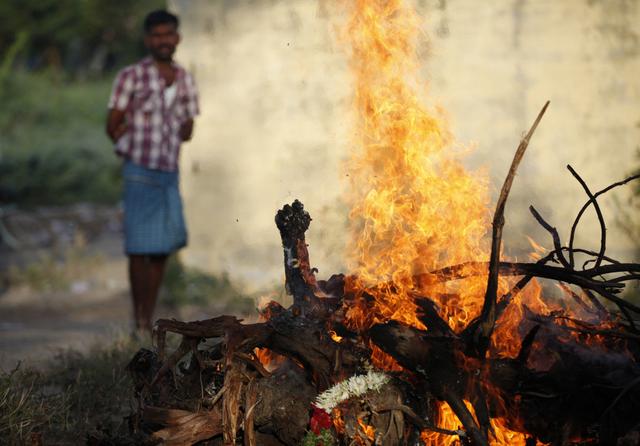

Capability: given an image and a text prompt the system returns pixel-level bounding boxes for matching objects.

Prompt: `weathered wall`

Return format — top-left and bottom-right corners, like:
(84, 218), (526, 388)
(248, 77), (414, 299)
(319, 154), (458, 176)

(170, 0), (640, 290)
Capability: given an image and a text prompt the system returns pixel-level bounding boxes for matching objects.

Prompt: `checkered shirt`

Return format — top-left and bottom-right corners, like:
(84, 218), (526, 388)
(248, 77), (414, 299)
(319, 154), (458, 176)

(108, 57), (199, 172)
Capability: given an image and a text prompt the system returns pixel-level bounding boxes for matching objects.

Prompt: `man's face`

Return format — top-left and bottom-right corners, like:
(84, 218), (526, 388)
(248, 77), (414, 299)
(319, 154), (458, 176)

(145, 23), (180, 61)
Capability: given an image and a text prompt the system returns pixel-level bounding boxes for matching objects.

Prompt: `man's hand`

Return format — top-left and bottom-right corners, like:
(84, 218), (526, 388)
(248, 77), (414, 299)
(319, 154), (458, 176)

(106, 108), (128, 143)
(179, 119), (194, 142)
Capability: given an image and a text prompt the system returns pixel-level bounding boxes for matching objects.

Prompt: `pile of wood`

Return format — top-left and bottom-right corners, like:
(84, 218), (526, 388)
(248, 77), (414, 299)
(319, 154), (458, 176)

(126, 103), (640, 445)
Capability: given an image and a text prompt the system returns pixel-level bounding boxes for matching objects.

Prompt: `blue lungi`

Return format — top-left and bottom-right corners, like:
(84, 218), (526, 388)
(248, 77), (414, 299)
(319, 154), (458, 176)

(122, 161), (187, 255)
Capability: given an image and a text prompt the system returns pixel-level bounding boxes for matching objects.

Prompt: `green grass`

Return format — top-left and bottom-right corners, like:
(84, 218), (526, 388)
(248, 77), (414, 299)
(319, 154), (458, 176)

(0, 335), (143, 445)
(0, 70), (121, 206)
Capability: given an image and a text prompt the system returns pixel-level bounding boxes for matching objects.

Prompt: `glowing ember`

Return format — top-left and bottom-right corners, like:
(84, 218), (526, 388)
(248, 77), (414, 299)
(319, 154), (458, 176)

(357, 418), (376, 442)
(254, 347), (286, 372)
(421, 401), (550, 446)
(255, 300), (287, 371)
(332, 408), (346, 434)
(329, 330), (343, 343)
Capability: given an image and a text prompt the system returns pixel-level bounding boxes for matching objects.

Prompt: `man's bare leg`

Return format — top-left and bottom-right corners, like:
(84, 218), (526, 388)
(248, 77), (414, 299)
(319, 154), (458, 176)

(129, 255), (149, 331)
(145, 254), (168, 329)
(129, 254), (168, 331)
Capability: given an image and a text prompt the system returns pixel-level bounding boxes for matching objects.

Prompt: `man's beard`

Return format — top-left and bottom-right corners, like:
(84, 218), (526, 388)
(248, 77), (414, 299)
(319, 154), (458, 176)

(153, 47), (175, 61)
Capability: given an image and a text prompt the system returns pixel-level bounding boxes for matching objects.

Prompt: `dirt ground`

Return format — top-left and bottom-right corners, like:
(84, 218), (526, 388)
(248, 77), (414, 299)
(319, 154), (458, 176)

(0, 204), (254, 371)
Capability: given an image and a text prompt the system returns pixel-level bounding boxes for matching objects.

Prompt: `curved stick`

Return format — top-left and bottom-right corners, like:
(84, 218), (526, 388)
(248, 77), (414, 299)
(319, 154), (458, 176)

(529, 205), (571, 269)
(426, 261), (624, 291)
(425, 261), (640, 316)
(474, 101), (549, 356)
(567, 170), (640, 266)
(568, 173), (640, 268)
(564, 247), (620, 267)
(583, 263), (640, 277)
(567, 165), (607, 269)
(610, 275), (640, 283)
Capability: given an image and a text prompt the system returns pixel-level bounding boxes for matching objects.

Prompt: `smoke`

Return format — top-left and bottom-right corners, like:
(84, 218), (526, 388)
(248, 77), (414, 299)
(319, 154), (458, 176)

(169, 0), (640, 291)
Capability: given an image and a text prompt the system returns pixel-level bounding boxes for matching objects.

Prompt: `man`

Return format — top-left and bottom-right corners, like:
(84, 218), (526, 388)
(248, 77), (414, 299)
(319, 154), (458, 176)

(106, 9), (199, 332)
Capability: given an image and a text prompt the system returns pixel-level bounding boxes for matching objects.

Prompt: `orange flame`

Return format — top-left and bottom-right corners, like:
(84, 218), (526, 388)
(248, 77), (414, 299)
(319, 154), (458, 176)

(329, 330), (344, 343)
(332, 408), (346, 434)
(421, 401), (550, 446)
(254, 347), (286, 372)
(339, 0), (557, 444)
(255, 301), (288, 371)
(357, 418), (376, 442)
(342, 0), (497, 335)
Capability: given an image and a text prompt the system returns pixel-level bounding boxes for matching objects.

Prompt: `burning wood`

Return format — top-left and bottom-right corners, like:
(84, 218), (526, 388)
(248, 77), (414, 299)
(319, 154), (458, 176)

(125, 128), (640, 444)
(124, 2), (640, 445)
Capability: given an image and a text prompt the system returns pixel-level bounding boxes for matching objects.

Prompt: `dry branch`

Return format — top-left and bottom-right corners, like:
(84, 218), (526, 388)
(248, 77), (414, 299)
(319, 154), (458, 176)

(568, 172), (640, 268)
(472, 100), (550, 358)
(144, 406), (222, 446)
(567, 164), (608, 269)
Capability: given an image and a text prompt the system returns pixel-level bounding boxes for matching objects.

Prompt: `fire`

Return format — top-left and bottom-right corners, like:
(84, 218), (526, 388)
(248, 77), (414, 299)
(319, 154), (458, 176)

(342, 0), (500, 334)
(255, 299), (287, 370)
(332, 408), (346, 434)
(339, 0), (555, 443)
(329, 330), (344, 343)
(254, 347), (279, 370)
(421, 401), (549, 446)
(526, 236), (548, 261)
(370, 342), (403, 371)
(357, 418), (376, 442)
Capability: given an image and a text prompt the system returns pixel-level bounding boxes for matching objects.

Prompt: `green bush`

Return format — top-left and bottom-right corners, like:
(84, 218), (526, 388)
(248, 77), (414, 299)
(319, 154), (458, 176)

(0, 0), (168, 207)
(0, 0), (165, 74)
(0, 70), (121, 206)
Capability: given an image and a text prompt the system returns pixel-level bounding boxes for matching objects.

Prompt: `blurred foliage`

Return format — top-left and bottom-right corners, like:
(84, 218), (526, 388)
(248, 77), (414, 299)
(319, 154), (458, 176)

(0, 70), (121, 206)
(0, 1), (167, 207)
(0, 0), (165, 75)
(162, 256), (257, 315)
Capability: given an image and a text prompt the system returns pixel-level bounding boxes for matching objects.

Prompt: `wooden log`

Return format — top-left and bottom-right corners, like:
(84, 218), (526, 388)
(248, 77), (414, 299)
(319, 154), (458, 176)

(152, 301), (364, 392)
(222, 360), (246, 445)
(243, 378), (258, 446)
(275, 200), (321, 315)
(144, 406), (222, 446)
(252, 364), (317, 445)
(128, 188), (640, 446)
(370, 318), (640, 445)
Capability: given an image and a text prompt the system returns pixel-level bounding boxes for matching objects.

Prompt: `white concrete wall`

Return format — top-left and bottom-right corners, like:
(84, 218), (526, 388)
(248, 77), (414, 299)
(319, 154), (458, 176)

(170, 0), (640, 290)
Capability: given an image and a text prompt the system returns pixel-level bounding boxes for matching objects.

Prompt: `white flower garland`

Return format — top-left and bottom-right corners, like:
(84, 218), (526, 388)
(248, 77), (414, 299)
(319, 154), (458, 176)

(314, 370), (390, 412)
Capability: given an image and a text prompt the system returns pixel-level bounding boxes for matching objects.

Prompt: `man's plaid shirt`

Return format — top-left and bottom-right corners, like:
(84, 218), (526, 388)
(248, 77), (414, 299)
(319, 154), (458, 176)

(108, 57), (199, 171)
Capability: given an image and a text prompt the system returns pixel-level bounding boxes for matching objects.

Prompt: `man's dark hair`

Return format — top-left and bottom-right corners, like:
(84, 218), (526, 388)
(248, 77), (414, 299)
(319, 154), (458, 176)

(144, 10), (179, 33)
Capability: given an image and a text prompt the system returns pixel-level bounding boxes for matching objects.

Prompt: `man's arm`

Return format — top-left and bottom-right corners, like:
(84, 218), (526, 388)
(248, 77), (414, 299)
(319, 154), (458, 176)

(180, 71), (199, 142)
(179, 119), (194, 142)
(106, 68), (134, 144)
(106, 108), (128, 143)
